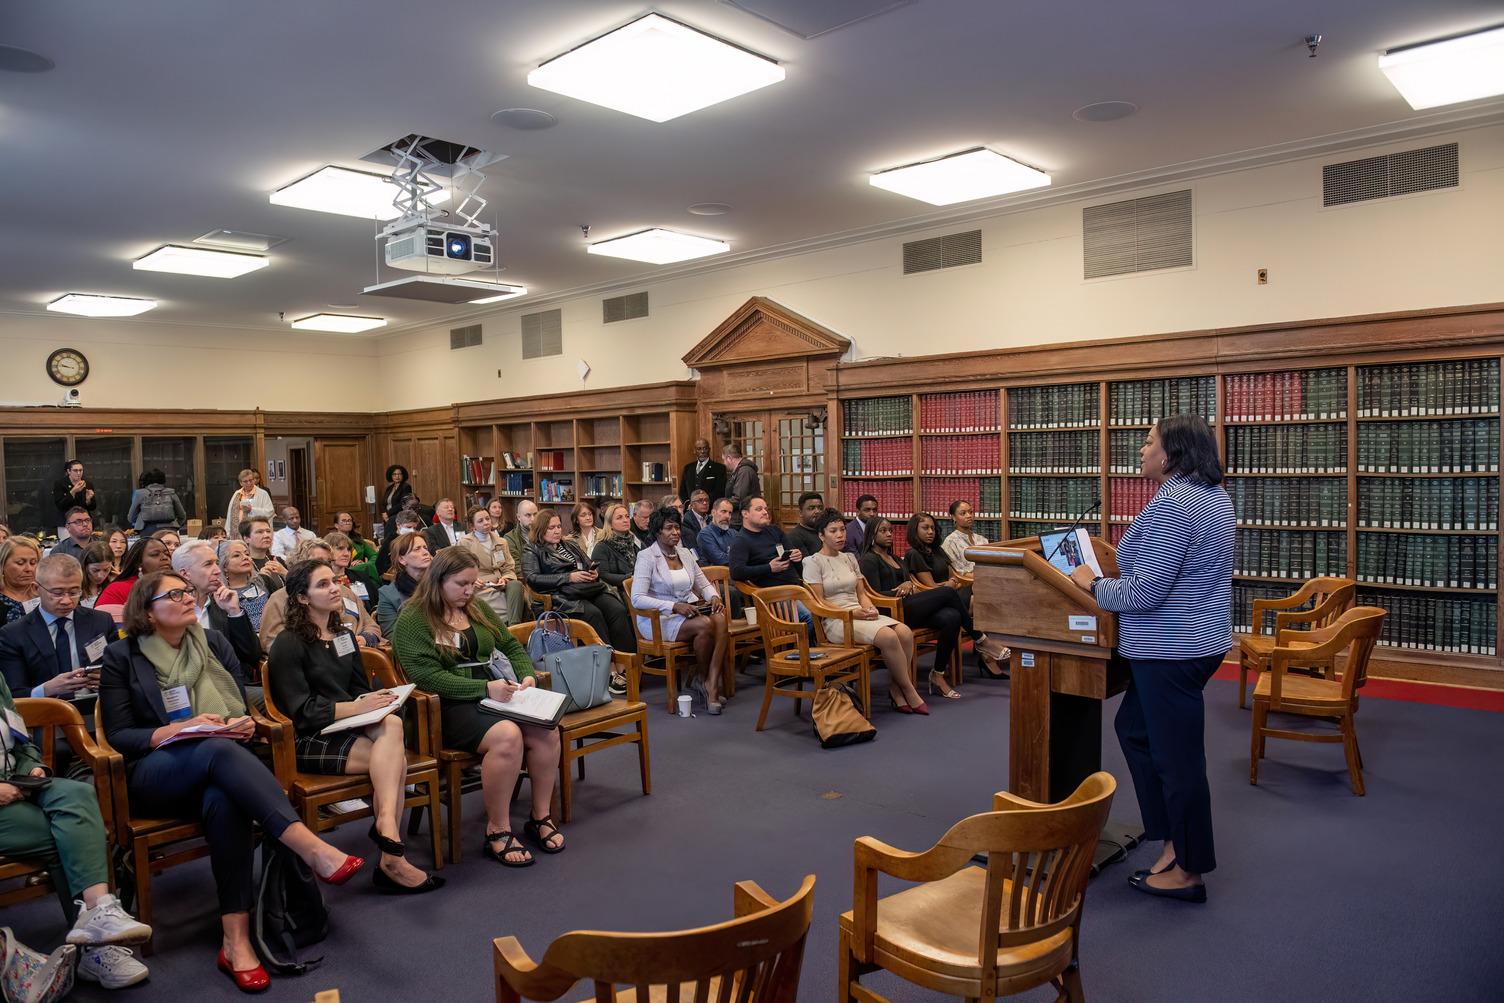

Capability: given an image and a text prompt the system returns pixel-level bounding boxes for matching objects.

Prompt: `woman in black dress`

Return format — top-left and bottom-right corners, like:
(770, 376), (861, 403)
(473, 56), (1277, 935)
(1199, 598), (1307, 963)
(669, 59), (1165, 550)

(901, 513), (1011, 677)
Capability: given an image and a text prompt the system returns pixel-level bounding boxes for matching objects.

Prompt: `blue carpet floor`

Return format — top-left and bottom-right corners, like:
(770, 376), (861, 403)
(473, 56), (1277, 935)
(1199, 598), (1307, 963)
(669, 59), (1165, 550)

(15, 657), (1504, 1001)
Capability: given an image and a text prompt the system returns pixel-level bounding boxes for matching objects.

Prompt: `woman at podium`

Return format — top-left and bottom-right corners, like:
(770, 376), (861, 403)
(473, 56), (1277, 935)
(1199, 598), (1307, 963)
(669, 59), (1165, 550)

(1069, 415), (1233, 904)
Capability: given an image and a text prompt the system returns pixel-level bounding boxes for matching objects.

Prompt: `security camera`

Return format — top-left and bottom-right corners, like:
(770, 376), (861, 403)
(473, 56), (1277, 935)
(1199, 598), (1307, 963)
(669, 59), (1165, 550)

(60, 388), (83, 408)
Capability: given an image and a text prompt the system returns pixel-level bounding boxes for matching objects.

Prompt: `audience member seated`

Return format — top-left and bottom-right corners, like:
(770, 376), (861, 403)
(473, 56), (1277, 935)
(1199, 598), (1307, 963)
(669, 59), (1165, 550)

(485, 498), (510, 537)
(171, 540), (262, 672)
(375, 510), (421, 578)
(456, 507), (526, 626)
(0, 673), (153, 989)
(391, 548), (564, 866)
(0, 554), (116, 699)
(79, 542), (116, 608)
(590, 503), (638, 596)
(52, 507), (96, 563)
(904, 513), (1011, 677)
(216, 540), (276, 633)
(99, 570), (365, 991)
(784, 491), (825, 559)
(94, 536), (171, 613)
(0, 536), (44, 628)
(729, 497), (805, 589)
(694, 498), (737, 567)
(150, 528), (182, 560)
(376, 533), (430, 636)
(379, 464), (413, 525)
(324, 531), (379, 611)
(803, 511), (926, 713)
(526, 510), (635, 652)
(199, 522), (228, 544)
(332, 511), (379, 582)
(858, 517), (970, 695)
(270, 506), (316, 559)
(259, 541), (382, 650)
(631, 507), (727, 712)
(565, 501), (600, 557)
(0, 524), (9, 544)
(103, 526), (128, 574)
(225, 468), (274, 539)
(628, 500), (654, 549)
(844, 494), (879, 555)
(722, 444), (760, 529)
(681, 489), (710, 551)
(127, 468), (186, 534)
(266, 561), (443, 895)
(503, 500), (537, 572)
(51, 459), (98, 533)
(238, 516), (288, 587)
(940, 499), (989, 576)
(423, 498), (464, 552)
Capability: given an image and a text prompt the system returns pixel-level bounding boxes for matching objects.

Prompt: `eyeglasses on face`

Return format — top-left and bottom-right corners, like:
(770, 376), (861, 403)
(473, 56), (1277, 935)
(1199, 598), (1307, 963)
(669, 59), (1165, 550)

(148, 587), (196, 605)
(39, 586), (83, 599)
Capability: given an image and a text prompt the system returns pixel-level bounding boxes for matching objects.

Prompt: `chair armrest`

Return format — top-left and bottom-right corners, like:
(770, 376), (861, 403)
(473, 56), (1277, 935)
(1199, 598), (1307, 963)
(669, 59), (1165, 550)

(637, 604), (666, 646)
(993, 789), (1052, 812)
(850, 834), (974, 962)
(405, 691), (438, 757)
(614, 652), (641, 703)
(63, 723), (123, 843)
(733, 879), (777, 917)
(492, 937), (577, 1003)
(860, 583), (903, 619)
(802, 596), (852, 646)
(249, 707), (295, 786)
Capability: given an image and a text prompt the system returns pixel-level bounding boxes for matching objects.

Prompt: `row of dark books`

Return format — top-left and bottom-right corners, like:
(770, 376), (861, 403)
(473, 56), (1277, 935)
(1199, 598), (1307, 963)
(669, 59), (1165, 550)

(1010, 519), (1065, 541)
(460, 454), (495, 486)
(1356, 359), (1500, 417)
(920, 435), (1000, 474)
(838, 479), (913, 520)
(1356, 533), (1497, 590)
(536, 450), (570, 472)
(918, 390), (1000, 433)
(1357, 589), (1497, 654)
(843, 396), (913, 437)
(919, 477), (1002, 517)
(581, 474), (623, 498)
(1009, 477), (1098, 521)
(1234, 529), (1347, 580)
(841, 438), (912, 476)
(1224, 368), (1346, 422)
(1108, 477), (1157, 521)
(1007, 383), (1099, 429)
(1109, 522), (1128, 546)
(1357, 477), (1498, 531)
(538, 478), (574, 503)
(1355, 420), (1499, 473)
(1110, 429), (1147, 473)
(499, 472), (531, 495)
(935, 517), (1003, 543)
(1226, 477), (1347, 527)
(1008, 431), (1099, 473)
(1108, 376), (1216, 426)
(640, 463), (669, 483)
(1232, 582), (1301, 634)
(1225, 425), (1347, 473)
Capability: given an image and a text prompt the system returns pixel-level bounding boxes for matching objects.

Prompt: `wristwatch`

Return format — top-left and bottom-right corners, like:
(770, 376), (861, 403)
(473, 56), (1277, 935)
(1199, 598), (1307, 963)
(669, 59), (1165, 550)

(1089, 576), (1103, 596)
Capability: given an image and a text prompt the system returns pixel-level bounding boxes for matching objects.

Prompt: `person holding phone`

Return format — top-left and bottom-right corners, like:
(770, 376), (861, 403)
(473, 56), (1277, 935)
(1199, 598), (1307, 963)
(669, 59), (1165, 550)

(0, 554), (117, 701)
(523, 511), (635, 652)
(631, 507), (726, 712)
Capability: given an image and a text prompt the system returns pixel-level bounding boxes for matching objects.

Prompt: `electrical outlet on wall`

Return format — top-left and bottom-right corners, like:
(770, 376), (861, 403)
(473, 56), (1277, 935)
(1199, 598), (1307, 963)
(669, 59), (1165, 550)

(1257, 268), (1269, 285)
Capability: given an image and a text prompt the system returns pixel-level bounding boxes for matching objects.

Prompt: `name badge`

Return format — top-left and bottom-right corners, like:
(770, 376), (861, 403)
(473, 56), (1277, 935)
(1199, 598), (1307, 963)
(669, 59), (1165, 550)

(162, 685), (193, 722)
(241, 585), (263, 600)
(348, 581), (368, 598)
(332, 632), (356, 657)
(4, 706), (29, 744)
(342, 598), (361, 619)
(85, 635), (107, 663)
(22, 597), (40, 613)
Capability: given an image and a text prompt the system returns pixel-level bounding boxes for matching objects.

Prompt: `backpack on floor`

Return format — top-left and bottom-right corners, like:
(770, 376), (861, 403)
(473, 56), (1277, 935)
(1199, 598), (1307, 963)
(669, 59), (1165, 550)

(138, 485), (176, 525)
(253, 839), (328, 975)
(812, 683), (877, 749)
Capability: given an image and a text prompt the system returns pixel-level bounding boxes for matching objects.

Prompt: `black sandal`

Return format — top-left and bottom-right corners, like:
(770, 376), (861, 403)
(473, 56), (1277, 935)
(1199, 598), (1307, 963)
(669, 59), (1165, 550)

(482, 829), (534, 867)
(523, 814), (566, 854)
(368, 823), (406, 857)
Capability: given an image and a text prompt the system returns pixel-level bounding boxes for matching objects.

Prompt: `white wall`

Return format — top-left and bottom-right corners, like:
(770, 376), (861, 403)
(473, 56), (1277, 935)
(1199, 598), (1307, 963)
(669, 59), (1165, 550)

(377, 122), (1504, 411)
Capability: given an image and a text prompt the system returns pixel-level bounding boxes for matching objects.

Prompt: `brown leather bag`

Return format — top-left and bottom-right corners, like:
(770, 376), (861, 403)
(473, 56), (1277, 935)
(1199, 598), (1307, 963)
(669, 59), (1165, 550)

(811, 684), (876, 749)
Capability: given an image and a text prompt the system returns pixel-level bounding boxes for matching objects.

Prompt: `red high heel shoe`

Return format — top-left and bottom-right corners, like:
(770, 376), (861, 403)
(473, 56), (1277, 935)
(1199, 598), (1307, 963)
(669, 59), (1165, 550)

(911, 701), (930, 716)
(217, 948), (270, 993)
(319, 854), (365, 886)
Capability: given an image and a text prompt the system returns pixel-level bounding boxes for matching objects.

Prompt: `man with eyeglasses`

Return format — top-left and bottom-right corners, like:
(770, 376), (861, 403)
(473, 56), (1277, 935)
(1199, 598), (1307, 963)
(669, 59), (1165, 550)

(0, 554), (116, 701)
(52, 507), (96, 564)
(170, 541), (262, 673)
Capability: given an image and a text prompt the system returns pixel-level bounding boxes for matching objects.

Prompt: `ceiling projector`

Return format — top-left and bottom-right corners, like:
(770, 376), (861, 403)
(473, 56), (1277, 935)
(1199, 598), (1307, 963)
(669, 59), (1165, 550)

(384, 219), (493, 275)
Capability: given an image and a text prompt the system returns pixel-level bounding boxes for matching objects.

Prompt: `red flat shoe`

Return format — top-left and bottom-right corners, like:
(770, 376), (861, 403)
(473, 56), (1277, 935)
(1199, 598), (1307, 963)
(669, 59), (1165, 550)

(319, 854), (365, 886)
(911, 702), (930, 716)
(217, 948), (270, 993)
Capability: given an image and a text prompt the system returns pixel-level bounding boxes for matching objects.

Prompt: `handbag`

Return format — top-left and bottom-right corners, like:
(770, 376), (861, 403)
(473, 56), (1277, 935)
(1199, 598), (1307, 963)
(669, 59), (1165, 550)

(811, 683), (877, 749)
(538, 644), (613, 714)
(0, 928), (75, 1003)
(526, 611), (574, 664)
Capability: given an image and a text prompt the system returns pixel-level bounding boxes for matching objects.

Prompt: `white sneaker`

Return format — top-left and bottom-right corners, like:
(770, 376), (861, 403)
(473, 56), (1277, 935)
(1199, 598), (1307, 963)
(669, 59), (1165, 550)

(66, 893), (152, 946)
(77, 946), (149, 989)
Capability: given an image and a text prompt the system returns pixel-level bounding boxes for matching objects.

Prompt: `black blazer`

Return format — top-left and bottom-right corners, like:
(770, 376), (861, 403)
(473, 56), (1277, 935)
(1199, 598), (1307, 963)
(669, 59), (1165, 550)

(679, 459), (727, 505)
(423, 522), (464, 554)
(265, 629), (370, 737)
(99, 630), (246, 765)
(381, 481), (412, 520)
(204, 604), (263, 675)
(0, 606), (117, 695)
(51, 478), (98, 526)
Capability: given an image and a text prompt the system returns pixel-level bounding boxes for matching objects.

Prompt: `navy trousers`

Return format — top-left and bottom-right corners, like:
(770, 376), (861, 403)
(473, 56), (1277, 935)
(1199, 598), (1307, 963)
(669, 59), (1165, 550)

(1114, 652), (1222, 875)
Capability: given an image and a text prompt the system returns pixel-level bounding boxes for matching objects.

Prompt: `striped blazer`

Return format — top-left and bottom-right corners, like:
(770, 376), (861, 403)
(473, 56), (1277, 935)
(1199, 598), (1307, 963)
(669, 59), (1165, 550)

(1093, 475), (1235, 659)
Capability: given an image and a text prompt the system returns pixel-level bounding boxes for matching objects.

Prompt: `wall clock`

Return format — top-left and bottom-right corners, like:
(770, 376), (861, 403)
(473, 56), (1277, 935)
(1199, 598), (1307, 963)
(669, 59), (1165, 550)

(46, 348), (89, 387)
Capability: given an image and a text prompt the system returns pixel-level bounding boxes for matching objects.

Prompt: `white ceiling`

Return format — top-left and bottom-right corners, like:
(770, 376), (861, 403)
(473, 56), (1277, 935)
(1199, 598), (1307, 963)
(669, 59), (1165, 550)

(3, 0), (1503, 335)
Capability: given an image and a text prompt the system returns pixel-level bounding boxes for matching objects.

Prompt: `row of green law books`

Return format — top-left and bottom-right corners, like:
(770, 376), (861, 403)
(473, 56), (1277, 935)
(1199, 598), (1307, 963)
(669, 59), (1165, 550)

(1234, 529), (1347, 580)
(1356, 359), (1500, 417)
(1008, 477), (1099, 520)
(1357, 588), (1497, 654)
(1225, 425), (1347, 473)
(1356, 533), (1497, 590)
(1009, 431), (1099, 472)
(1355, 420), (1499, 473)
(1007, 384), (1098, 429)
(842, 397), (912, 437)
(1226, 477), (1347, 527)
(1356, 477), (1498, 531)
(1107, 376), (1216, 426)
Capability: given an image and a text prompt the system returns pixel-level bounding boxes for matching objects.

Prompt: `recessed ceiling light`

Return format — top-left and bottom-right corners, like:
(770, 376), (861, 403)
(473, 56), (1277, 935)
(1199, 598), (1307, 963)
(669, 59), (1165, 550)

(290, 313), (387, 334)
(527, 13), (784, 122)
(270, 165), (450, 220)
(133, 244), (270, 278)
(1073, 100), (1138, 122)
(688, 202), (732, 216)
(194, 229), (288, 252)
(327, 303), (358, 309)
(490, 108), (558, 130)
(869, 148), (1050, 206)
(587, 228), (730, 264)
(47, 294), (157, 317)
(0, 45), (54, 73)
(1379, 25), (1504, 109)
(469, 284), (529, 304)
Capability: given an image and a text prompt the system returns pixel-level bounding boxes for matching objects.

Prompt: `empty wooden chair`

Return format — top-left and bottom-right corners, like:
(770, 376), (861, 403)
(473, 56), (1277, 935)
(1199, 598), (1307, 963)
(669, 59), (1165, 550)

(623, 574), (695, 714)
(840, 773), (1116, 1002)
(751, 584), (870, 732)
(493, 874), (816, 1002)
(1237, 576), (1355, 708)
(1250, 605), (1385, 796)
(701, 564), (764, 699)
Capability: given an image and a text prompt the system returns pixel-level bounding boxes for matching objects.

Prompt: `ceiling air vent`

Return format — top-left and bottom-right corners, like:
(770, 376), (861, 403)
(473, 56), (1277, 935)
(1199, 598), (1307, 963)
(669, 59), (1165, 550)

(1083, 189), (1193, 280)
(449, 324), (482, 350)
(1323, 142), (1458, 208)
(521, 309), (563, 359)
(902, 229), (982, 275)
(602, 291), (649, 324)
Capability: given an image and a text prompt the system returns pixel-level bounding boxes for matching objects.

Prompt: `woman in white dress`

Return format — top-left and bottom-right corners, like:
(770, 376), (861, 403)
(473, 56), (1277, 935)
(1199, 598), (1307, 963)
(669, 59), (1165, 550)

(802, 509), (926, 715)
(630, 508), (727, 713)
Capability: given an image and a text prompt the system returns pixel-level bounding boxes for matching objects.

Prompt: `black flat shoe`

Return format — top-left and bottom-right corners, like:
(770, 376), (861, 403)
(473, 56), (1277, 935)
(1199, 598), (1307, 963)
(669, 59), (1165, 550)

(1131, 862), (1175, 880)
(373, 867), (446, 895)
(1128, 874), (1207, 903)
(368, 823), (405, 857)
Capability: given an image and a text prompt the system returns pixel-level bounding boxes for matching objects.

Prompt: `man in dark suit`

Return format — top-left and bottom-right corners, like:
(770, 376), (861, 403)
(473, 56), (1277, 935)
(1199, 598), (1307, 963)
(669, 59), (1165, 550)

(424, 497), (464, 552)
(679, 438), (727, 506)
(170, 540), (262, 672)
(0, 554), (116, 699)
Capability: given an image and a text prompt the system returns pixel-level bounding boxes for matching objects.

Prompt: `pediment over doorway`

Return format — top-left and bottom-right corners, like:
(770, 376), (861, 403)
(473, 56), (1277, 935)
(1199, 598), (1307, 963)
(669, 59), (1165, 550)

(682, 297), (850, 370)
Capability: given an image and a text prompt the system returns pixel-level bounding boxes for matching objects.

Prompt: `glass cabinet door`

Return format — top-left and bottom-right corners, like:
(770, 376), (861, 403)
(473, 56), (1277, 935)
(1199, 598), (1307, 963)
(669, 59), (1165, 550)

(74, 437), (134, 531)
(3, 438), (68, 535)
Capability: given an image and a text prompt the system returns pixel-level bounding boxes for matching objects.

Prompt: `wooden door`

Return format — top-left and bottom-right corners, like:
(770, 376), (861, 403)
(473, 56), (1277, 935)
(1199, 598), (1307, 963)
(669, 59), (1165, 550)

(722, 411), (825, 526)
(313, 438), (365, 532)
(287, 447), (311, 526)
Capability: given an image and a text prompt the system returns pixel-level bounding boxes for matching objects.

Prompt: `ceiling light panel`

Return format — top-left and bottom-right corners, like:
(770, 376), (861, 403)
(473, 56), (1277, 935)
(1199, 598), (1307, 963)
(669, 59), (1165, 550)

(270, 165), (450, 220)
(290, 313), (387, 334)
(587, 228), (730, 264)
(869, 148), (1051, 206)
(470, 285), (529, 304)
(527, 13), (785, 122)
(48, 294), (157, 317)
(1379, 26), (1504, 109)
(133, 244), (269, 278)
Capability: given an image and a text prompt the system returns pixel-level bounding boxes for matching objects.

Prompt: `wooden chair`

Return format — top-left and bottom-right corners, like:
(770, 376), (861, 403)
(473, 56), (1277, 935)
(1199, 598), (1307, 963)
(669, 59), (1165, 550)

(1237, 576), (1356, 708)
(1250, 606), (1385, 796)
(623, 574), (695, 714)
(524, 584), (554, 614)
(493, 874), (816, 1002)
(839, 772), (1117, 1002)
(702, 564), (764, 699)
(393, 653), (483, 865)
(751, 584), (870, 732)
(259, 647), (444, 868)
(508, 619), (650, 824)
(1, 699), (119, 911)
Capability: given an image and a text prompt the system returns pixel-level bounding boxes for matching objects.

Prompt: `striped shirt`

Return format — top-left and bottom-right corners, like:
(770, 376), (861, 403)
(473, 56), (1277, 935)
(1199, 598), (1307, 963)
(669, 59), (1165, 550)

(1093, 475), (1235, 659)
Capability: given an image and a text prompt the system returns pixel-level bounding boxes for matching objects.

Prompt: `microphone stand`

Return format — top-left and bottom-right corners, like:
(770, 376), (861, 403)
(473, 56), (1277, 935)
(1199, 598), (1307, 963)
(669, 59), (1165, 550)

(1044, 498), (1102, 563)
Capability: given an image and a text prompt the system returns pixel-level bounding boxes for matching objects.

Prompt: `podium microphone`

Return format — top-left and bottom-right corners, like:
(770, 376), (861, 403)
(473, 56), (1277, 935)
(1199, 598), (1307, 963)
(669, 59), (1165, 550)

(1045, 497), (1102, 563)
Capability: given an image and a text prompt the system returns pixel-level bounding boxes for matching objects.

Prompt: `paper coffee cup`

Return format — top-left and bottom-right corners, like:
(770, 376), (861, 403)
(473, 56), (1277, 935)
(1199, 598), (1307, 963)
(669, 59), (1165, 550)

(676, 694), (693, 718)
(745, 607), (758, 625)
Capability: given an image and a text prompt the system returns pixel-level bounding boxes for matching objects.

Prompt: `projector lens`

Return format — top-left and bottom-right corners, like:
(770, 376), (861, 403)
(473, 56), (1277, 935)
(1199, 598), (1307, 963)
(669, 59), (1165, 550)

(445, 233), (471, 260)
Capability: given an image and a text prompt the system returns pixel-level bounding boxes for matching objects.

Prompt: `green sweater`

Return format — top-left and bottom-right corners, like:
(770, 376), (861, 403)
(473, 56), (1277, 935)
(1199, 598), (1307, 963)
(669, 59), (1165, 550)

(0, 675), (43, 781)
(390, 601), (534, 701)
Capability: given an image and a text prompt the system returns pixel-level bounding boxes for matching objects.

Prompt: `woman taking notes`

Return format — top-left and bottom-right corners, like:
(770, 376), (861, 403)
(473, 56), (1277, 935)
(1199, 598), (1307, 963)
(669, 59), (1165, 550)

(267, 561), (443, 895)
(1069, 415), (1234, 904)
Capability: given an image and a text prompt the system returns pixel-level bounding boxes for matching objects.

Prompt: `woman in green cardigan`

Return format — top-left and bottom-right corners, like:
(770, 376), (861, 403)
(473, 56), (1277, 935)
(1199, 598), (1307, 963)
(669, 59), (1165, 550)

(391, 547), (564, 867)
